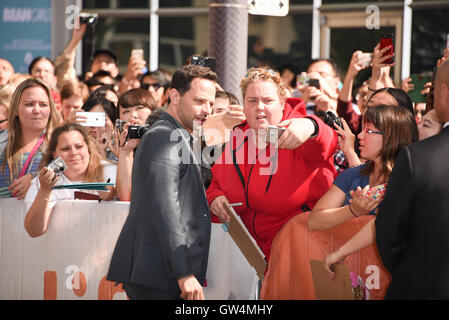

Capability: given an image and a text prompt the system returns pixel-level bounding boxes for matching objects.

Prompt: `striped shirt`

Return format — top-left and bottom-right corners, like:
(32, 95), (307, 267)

(0, 150), (44, 188)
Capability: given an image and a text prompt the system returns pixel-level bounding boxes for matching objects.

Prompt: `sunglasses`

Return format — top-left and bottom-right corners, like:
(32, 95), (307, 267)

(362, 127), (383, 135)
(141, 83), (164, 90)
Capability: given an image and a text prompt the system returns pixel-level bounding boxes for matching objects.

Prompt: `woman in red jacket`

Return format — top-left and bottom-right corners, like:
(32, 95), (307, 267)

(206, 67), (338, 262)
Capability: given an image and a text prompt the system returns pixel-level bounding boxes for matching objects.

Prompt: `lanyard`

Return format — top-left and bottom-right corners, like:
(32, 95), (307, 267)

(19, 131), (46, 178)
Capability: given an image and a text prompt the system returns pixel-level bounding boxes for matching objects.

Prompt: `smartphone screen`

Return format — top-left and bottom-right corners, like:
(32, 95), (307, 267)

(380, 34), (394, 64)
(76, 112), (106, 127)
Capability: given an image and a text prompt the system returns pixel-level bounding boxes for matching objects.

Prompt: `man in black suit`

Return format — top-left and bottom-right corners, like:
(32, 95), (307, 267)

(107, 65), (217, 300)
(375, 59), (449, 299)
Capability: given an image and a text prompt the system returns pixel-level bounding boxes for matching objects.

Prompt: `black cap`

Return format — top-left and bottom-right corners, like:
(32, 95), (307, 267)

(92, 49), (118, 65)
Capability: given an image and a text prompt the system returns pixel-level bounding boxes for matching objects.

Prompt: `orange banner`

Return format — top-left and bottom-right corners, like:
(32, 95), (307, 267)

(260, 213), (391, 300)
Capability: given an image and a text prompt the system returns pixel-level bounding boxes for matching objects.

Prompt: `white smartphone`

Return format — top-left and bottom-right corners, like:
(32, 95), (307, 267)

(356, 52), (373, 67)
(76, 112), (106, 127)
(131, 49), (144, 60)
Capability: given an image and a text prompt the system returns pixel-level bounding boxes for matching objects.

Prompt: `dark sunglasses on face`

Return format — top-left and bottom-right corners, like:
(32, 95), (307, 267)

(141, 83), (164, 90)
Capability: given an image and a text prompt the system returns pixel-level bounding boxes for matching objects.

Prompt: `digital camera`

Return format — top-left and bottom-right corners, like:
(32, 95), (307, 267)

(316, 111), (343, 130)
(47, 157), (67, 175)
(127, 124), (150, 140)
(191, 56), (216, 72)
(79, 12), (98, 26)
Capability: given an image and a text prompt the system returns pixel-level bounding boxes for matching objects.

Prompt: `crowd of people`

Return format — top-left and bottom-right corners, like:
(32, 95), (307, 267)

(1, 16), (449, 300)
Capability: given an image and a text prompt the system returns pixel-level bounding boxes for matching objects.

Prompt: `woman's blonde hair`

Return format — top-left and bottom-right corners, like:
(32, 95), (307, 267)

(1, 78), (61, 180)
(240, 66), (288, 101)
(41, 123), (106, 182)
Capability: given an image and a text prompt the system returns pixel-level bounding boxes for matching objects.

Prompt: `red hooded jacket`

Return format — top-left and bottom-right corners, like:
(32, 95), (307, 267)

(206, 98), (338, 262)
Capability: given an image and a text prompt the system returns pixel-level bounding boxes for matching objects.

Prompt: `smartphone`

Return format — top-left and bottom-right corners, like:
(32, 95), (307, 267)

(191, 55), (217, 72)
(46, 157), (67, 175)
(265, 125), (286, 144)
(380, 33), (394, 64)
(131, 49), (144, 60)
(296, 72), (309, 86)
(356, 52), (373, 67)
(365, 183), (387, 199)
(408, 74), (431, 103)
(76, 112), (106, 127)
(309, 78), (320, 90)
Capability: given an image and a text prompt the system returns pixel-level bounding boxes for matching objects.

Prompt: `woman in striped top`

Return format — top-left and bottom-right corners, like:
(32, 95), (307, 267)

(0, 78), (60, 199)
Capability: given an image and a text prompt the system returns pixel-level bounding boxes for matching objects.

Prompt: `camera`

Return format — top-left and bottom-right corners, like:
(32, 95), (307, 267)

(79, 12), (98, 26)
(265, 125), (286, 144)
(115, 119), (126, 134)
(127, 124), (150, 140)
(191, 56), (216, 72)
(47, 157), (67, 175)
(309, 78), (320, 90)
(316, 111), (342, 130)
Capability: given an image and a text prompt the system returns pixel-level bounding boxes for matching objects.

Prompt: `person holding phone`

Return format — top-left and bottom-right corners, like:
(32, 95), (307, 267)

(70, 95), (118, 162)
(24, 123), (117, 238)
(207, 67), (338, 262)
(118, 49), (147, 95)
(306, 105), (418, 278)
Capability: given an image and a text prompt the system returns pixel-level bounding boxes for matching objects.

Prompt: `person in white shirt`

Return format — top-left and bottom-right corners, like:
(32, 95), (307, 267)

(24, 123), (116, 238)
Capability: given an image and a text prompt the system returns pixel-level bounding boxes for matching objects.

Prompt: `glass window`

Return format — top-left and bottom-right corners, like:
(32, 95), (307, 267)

(411, 8), (449, 74)
(83, 0), (150, 9)
(159, 16), (207, 71)
(330, 27), (395, 86)
(82, 17), (149, 75)
(248, 14), (313, 74)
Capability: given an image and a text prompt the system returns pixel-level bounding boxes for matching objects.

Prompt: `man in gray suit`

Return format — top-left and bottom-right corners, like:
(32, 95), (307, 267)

(107, 64), (217, 300)
(375, 59), (449, 299)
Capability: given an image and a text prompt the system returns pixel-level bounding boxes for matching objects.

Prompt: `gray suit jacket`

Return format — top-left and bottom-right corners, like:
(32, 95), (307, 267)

(107, 112), (211, 294)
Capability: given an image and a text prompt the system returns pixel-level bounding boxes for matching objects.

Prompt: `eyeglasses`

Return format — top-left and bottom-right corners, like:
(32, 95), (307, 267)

(362, 127), (383, 135)
(141, 83), (164, 90)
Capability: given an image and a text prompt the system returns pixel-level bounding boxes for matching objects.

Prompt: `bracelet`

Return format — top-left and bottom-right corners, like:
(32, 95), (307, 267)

(348, 204), (359, 217)
(367, 87), (376, 92)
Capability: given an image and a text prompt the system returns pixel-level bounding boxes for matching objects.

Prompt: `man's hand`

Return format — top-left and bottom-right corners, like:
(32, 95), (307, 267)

(178, 274), (204, 300)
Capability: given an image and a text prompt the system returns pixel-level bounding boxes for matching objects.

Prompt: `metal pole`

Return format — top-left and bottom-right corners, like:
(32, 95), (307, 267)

(208, 0), (248, 103)
(149, 0), (159, 71)
(402, 0), (412, 81)
(311, 0), (322, 59)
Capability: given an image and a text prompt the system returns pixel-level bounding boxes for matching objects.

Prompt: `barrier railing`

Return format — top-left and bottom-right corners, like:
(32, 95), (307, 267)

(0, 199), (259, 300)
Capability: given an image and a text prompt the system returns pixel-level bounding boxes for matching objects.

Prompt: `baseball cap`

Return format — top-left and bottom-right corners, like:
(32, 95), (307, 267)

(92, 49), (118, 65)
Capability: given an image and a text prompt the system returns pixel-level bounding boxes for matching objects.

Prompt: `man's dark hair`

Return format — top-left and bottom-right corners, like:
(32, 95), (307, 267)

(368, 87), (414, 116)
(171, 64), (217, 96)
(92, 49), (118, 65)
(141, 70), (172, 88)
(28, 56), (54, 75)
(215, 90), (240, 105)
